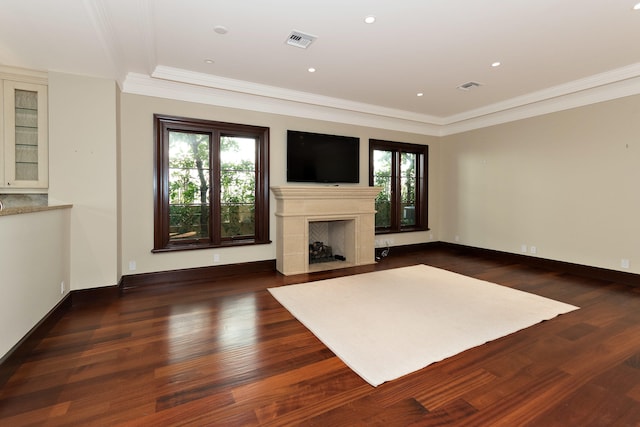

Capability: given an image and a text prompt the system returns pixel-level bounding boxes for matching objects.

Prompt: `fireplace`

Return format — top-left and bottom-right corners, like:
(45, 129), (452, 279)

(271, 186), (381, 275)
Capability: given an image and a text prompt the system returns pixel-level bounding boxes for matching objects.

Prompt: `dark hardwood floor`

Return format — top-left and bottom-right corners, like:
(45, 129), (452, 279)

(2, 245), (640, 426)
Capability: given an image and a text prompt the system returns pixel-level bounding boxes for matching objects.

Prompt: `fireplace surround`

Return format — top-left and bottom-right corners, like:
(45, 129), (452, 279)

(271, 186), (381, 275)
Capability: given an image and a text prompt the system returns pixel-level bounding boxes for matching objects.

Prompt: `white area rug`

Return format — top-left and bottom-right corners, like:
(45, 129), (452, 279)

(268, 264), (579, 387)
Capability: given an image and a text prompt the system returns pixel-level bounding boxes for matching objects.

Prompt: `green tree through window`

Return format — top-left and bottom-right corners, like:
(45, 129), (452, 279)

(219, 136), (256, 238)
(169, 131), (210, 240)
(154, 115), (269, 251)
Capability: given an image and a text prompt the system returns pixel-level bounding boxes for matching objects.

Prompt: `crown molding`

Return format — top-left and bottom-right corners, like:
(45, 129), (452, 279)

(122, 63), (640, 136)
(445, 62), (640, 125)
(123, 72), (444, 136)
(441, 74), (640, 135)
(440, 63), (640, 135)
(151, 66), (444, 125)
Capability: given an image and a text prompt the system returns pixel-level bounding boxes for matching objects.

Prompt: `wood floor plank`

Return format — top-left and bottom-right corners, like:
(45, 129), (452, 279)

(2, 245), (640, 425)
(413, 368), (498, 411)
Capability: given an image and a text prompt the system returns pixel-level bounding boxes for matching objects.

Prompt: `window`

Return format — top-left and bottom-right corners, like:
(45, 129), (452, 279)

(369, 139), (428, 233)
(153, 115), (269, 251)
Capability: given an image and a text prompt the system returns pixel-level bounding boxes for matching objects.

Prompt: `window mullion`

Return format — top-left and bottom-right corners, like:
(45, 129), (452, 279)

(391, 151), (401, 231)
(210, 132), (221, 244)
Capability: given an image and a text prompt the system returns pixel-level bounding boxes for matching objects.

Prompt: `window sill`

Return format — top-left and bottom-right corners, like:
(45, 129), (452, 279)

(375, 226), (430, 235)
(151, 239), (272, 253)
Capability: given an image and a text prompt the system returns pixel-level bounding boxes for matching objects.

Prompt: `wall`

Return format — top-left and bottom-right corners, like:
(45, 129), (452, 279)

(4, 71), (639, 358)
(48, 72), (118, 290)
(120, 93), (439, 276)
(0, 208), (70, 358)
(440, 94), (640, 274)
(0, 71), (117, 359)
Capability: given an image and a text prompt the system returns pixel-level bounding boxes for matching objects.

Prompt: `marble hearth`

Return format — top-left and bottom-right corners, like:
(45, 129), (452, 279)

(271, 186), (381, 275)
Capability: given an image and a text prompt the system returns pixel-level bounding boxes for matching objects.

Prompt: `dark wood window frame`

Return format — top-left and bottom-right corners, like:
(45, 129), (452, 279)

(369, 139), (429, 234)
(153, 114), (270, 252)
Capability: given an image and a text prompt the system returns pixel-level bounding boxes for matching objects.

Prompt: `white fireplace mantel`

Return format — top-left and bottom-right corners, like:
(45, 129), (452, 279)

(271, 185), (381, 275)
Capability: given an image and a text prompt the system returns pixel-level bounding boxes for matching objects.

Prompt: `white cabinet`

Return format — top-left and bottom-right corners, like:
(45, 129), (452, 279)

(0, 69), (48, 191)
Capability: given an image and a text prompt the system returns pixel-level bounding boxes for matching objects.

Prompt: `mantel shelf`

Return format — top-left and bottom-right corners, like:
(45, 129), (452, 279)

(271, 185), (382, 200)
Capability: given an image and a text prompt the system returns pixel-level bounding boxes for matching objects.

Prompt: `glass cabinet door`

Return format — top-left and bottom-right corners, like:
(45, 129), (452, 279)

(3, 80), (48, 188)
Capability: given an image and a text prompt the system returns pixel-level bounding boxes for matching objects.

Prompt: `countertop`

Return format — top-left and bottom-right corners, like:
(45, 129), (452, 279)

(0, 204), (73, 217)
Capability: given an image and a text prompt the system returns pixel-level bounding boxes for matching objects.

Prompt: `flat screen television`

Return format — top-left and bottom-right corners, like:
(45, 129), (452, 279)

(287, 130), (360, 183)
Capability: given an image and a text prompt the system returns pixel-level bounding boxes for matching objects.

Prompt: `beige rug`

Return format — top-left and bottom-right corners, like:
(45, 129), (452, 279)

(268, 264), (579, 387)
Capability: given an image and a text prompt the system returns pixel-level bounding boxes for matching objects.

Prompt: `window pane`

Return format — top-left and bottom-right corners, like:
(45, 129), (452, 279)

(220, 136), (256, 238)
(400, 152), (417, 226)
(168, 131), (210, 242)
(373, 149), (392, 228)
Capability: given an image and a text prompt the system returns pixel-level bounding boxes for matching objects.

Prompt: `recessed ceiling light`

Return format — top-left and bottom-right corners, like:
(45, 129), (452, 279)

(416, 92), (424, 97)
(491, 61), (501, 67)
(214, 25), (228, 35)
(634, 2), (640, 10)
(204, 59), (214, 64)
(364, 15), (376, 24)
(308, 67), (316, 73)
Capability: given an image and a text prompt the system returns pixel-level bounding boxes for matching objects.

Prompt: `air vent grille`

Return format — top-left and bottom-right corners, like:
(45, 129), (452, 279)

(457, 81), (481, 91)
(286, 31), (317, 49)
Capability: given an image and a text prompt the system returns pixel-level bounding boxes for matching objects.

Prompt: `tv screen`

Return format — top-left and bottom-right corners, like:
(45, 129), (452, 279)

(287, 130), (360, 183)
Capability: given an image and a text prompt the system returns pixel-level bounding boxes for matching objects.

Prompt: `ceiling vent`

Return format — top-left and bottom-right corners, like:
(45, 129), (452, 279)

(457, 81), (482, 91)
(286, 31), (317, 49)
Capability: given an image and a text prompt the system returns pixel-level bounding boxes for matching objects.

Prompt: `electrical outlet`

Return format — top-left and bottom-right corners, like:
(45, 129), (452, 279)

(60, 281), (65, 295)
(213, 253), (220, 263)
(455, 235), (460, 242)
(129, 260), (137, 271)
(621, 259), (630, 269)
(530, 246), (537, 255)
(521, 244), (528, 253)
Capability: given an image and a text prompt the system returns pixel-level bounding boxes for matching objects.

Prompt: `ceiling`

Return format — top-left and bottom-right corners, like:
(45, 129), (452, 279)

(2, 0), (640, 133)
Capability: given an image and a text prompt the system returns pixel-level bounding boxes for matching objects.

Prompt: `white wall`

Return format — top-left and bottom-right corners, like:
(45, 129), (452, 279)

(48, 72), (118, 290)
(440, 94), (640, 273)
(0, 71), (117, 359)
(120, 93), (439, 276)
(0, 208), (70, 358)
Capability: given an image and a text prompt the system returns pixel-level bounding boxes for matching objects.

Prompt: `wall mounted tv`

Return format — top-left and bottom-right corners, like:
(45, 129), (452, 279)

(286, 130), (360, 183)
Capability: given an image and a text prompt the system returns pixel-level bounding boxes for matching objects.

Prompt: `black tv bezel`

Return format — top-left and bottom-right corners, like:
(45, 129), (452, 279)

(286, 130), (360, 184)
